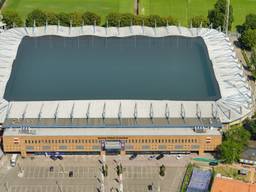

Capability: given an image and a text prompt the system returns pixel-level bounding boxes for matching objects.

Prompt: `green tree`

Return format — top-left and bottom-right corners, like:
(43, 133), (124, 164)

(26, 9), (47, 27)
(105, 13), (120, 27)
(159, 164), (165, 177)
(2, 10), (23, 28)
(208, 0), (233, 30)
(146, 15), (165, 27)
(46, 12), (58, 25)
(240, 29), (256, 49)
(244, 117), (256, 140)
(220, 126), (250, 163)
(82, 12), (101, 25)
(133, 15), (146, 25)
(69, 12), (83, 26)
(119, 13), (134, 27)
(58, 12), (70, 26)
(243, 14), (256, 31)
(190, 16), (208, 27)
(251, 47), (256, 68)
(165, 16), (178, 26)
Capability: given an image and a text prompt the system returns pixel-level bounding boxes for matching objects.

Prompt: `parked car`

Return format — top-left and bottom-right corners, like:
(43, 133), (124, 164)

(69, 171), (73, 177)
(209, 161), (218, 166)
(176, 155), (183, 160)
(156, 154), (164, 160)
(129, 154), (137, 160)
(49, 166), (54, 172)
(57, 156), (63, 160)
(50, 155), (57, 161)
(148, 155), (155, 160)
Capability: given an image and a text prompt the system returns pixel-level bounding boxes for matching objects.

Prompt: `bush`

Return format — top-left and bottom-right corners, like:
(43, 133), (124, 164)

(165, 16), (178, 26)
(190, 16), (208, 27)
(133, 15), (146, 25)
(2, 10), (23, 28)
(26, 9), (47, 27)
(146, 15), (165, 27)
(106, 13), (121, 27)
(82, 12), (101, 25)
(240, 29), (256, 50)
(68, 12), (83, 26)
(46, 12), (58, 25)
(180, 163), (193, 192)
(58, 12), (70, 26)
(119, 13), (134, 27)
(243, 14), (256, 31)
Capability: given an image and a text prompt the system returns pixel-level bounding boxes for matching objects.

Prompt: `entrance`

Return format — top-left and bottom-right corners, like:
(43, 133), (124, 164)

(103, 141), (122, 155)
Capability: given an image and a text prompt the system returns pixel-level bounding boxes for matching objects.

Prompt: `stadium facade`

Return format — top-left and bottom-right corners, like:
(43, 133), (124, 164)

(0, 25), (252, 157)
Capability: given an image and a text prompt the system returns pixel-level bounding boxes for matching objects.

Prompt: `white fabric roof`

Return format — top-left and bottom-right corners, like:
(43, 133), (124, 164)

(0, 26), (252, 123)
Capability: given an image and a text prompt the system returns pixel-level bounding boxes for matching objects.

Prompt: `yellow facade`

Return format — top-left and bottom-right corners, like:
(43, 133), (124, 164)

(3, 134), (222, 157)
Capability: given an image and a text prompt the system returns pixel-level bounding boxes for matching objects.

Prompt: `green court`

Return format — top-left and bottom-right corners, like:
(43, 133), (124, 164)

(2, 0), (134, 18)
(2, 0), (256, 30)
(140, 0), (256, 30)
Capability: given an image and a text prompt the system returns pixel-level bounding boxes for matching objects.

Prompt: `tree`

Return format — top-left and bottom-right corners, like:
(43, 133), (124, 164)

(243, 14), (256, 31)
(58, 12), (70, 26)
(119, 13), (134, 27)
(251, 47), (256, 68)
(165, 16), (178, 26)
(105, 13), (120, 27)
(26, 9), (47, 27)
(208, 0), (233, 30)
(46, 12), (58, 25)
(2, 10), (23, 28)
(133, 15), (146, 26)
(190, 16), (208, 27)
(146, 15), (165, 27)
(240, 29), (256, 49)
(82, 12), (101, 25)
(219, 126), (250, 163)
(159, 164), (165, 177)
(68, 12), (83, 26)
(244, 117), (256, 140)
(116, 164), (123, 176)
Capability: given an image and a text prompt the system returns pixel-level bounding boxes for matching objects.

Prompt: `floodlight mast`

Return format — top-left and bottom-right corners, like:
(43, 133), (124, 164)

(225, 0), (230, 35)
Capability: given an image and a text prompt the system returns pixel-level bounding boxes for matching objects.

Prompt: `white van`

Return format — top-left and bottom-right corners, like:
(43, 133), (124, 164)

(10, 154), (18, 167)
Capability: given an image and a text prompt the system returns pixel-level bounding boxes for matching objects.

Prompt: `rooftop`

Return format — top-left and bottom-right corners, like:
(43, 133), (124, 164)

(0, 26), (252, 124)
(211, 177), (256, 192)
(3, 127), (221, 136)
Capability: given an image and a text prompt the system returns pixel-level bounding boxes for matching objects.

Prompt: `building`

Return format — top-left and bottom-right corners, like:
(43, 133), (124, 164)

(0, 26), (252, 157)
(211, 176), (256, 192)
(240, 141), (256, 165)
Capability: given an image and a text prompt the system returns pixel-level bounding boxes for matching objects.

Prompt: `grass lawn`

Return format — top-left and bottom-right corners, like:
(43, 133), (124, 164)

(2, 0), (134, 19)
(213, 166), (250, 183)
(2, 0), (256, 30)
(140, 0), (256, 30)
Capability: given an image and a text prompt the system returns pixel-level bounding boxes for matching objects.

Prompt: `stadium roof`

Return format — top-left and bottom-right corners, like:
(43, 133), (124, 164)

(0, 26), (252, 124)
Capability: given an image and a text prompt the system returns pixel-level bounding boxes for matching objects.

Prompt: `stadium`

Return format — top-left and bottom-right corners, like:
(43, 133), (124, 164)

(0, 25), (252, 157)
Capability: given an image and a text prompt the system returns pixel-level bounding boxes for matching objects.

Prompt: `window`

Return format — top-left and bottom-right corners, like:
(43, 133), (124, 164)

(25, 140), (27, 144)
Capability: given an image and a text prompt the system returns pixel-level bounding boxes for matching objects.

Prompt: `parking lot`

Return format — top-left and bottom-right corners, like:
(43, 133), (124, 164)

(0, 154), (191, 192)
